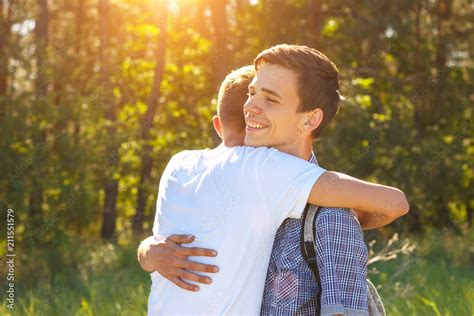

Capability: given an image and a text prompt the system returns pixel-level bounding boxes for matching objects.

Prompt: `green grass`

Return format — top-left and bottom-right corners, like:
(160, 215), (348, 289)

(0, 241), (149, 316)
(1, 227), (473, 315)
(370, 226), (474, 315)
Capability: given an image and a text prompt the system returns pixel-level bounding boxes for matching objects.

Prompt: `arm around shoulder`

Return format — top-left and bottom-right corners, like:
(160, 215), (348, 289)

(308, 171), (409, 221)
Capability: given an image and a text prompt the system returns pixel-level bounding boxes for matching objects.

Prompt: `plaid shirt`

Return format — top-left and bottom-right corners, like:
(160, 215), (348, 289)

(261, 154), (369, 316)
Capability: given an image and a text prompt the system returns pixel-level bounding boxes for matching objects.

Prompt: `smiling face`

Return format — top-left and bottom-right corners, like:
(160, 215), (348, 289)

(243, 62), (320, 156)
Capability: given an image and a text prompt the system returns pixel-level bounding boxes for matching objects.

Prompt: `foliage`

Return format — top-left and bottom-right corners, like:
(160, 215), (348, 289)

(0, 0), (472, 313)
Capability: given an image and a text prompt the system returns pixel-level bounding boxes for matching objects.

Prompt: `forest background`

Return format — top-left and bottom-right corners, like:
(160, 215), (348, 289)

(0, 0), (473, 315)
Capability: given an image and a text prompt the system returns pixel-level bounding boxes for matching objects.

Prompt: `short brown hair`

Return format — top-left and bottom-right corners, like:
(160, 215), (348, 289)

(217, 65), (255, 132)
(254, 44), (341, 139)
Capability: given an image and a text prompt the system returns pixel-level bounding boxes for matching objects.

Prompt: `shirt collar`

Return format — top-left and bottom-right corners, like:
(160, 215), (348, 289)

(308, 152), (319, 166)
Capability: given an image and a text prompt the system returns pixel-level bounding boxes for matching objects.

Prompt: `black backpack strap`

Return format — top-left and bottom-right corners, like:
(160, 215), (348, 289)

(299, 203), (322, 314)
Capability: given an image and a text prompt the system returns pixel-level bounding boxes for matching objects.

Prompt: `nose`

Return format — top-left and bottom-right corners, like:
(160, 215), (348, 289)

(243, 95), (262, 116)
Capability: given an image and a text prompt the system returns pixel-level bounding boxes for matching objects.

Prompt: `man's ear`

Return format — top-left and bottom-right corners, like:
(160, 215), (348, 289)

(303, 108), (324, 132)
(213, 115), (223, 139)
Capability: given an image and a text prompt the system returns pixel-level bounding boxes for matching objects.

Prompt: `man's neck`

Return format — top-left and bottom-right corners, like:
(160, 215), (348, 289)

(222, 133), (245, 147)
(274, 137), (313, 161)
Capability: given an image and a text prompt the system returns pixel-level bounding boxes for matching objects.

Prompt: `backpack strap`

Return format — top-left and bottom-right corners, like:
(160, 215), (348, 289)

(300, 203), (323, 314)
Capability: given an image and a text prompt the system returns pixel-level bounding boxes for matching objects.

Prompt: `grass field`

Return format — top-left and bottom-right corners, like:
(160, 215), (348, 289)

(368, 226), (474, 316)
(1, 227), (473, 316)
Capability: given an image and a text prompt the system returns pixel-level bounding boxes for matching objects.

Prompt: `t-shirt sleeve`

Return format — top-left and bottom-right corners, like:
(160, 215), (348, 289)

(256, 148), (326, 221)
(152, 150), (190, 236)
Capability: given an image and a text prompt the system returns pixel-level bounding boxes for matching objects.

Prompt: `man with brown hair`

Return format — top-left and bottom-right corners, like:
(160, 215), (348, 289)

(139, 45), (403, 315)
(248, 45), (380, 315)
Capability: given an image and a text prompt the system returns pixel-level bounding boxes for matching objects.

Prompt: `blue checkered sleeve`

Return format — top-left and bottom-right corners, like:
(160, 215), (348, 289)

(315, 207), (369, 315)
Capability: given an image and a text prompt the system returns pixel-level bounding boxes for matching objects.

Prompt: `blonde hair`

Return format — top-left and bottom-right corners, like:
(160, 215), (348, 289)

(217, 65), (255, 133)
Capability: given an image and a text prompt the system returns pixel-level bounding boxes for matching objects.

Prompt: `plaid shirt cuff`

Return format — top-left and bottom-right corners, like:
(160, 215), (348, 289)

(321, 304), (369, 316)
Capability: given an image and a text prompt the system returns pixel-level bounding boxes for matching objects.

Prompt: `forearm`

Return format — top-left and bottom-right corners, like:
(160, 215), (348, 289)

(355, 209), (394, 230)
(310, 171), (409, 218)
(137, 236), (156, 272)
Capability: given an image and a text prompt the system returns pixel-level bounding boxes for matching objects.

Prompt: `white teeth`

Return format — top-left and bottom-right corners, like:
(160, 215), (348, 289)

(248, 122), (264, 129)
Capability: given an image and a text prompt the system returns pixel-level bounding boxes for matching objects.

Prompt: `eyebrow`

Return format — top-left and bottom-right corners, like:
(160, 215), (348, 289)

(261, 87), (282, 100)
(248, 83), (282, 100)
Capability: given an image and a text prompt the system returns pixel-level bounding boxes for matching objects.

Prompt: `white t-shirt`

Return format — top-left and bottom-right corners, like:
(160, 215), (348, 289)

(148, 145), (326, 315)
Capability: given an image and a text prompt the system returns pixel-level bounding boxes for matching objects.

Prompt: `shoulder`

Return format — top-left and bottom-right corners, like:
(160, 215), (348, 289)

(315, 207), (361, 230)
(246, 146), (315, 171)
(163, 149), (204, 178)
(167, 149), (198, 167)
(238, 145), (275, 156)
(232, 146), (279, 166)
(169, 149), (194, 161)
(313, 208), (366, 253)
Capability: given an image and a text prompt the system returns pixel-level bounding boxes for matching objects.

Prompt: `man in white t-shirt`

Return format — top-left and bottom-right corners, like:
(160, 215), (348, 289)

(149, 145), (328, 314)
(144, 47), (409, 314)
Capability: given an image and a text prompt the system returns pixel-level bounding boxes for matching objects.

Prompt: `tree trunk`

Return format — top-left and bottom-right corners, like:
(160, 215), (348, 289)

(195, 0), (210, 38)
(102, 180), (119, 240)
(307, 0), (323, 49)
(132, 2), (169, 234)
(0, 0), (13, 125)
(435, 0), (450, 71)
(208, 0), (229, 145)
(73, 0), (85, 146)
(467, 205), (473, 227)
(29, 0), (49, 222)
(413, 3), (425, 140)
(209, 0), (229, 87)
(35, 0), (49, 99)
(0, 0), (10, 97)
(432, 0), (451, 122)
(98, 0), (119, 241)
